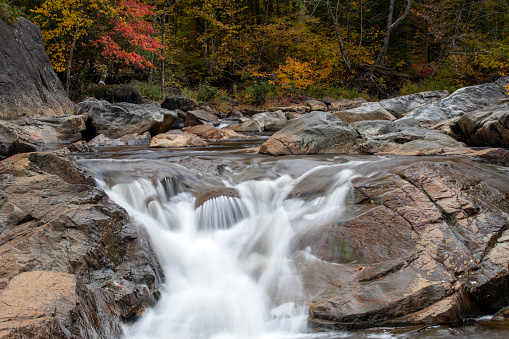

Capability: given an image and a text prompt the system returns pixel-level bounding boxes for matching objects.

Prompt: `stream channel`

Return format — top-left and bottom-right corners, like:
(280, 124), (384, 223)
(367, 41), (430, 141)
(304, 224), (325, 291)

(76, 136), (509, 339)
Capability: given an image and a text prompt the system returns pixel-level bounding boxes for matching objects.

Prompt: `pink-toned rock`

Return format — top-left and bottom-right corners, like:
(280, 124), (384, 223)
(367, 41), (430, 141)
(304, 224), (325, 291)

(183, 125), (252, 140)
(149, 133), (209, 147)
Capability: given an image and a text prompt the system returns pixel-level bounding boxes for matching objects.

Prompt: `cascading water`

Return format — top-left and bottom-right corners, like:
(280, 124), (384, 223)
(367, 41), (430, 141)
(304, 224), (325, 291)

(94, 162), (362, 339)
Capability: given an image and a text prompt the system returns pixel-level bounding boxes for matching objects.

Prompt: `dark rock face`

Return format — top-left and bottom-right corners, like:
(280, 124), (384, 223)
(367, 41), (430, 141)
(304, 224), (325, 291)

(400, 77), (509, 124)
(299, 159), (509, 329)
(0, 18), (74, 120)
(450, 103), (509, 146)
(88, 85), (143, 104)
(161, 96), (197, 111)
(259, 111), (362, 155)
(76, 98), (177, 139)
(0, 152), (163, 337)
(0, 124), (18, 160)
(184, 109), (220, 127)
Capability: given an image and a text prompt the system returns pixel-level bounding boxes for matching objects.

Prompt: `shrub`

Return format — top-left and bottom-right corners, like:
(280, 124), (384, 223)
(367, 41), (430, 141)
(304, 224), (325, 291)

(243, 81), (275, 105)
(0, 0), (21, 24)
(197, 81), (219, 102)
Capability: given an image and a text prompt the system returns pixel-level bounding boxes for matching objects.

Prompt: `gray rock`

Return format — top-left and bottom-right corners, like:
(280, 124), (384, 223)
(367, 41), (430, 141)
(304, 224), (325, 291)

(333, 102), (397, 123)
(0, 18), (74, 120)
(0, 124), (18, 160)
(89, 132), (151, 147)
(184, 109), (220, 127)
(400, 77), (509, 124)
(233, 110), (289, 132)
(306, 99), (328, 111)
(0, 115), (87, 153)
(354, 120), (469, 155)
(450, 103), (509, 146)
(379, 90), (449, 118)
(259, 111), (362, 155)
(76, 97), (177, 139)
(329, 99), (364, 111)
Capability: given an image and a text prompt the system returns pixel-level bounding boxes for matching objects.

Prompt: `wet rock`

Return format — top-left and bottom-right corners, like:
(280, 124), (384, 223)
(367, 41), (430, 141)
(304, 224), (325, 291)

(450, 103), (509, 146)
(355, 120), (470, 156)
(0, 124), (18, 160)
(149, 133), (209, 147)
(333, 102), (397, 123)
(161, 95), (197, 111)
(195, 188), (241, 208)
(0, 18), (74, 120)
(400, 77), (509, 124)
(0, 152), (163, 337)
(184, 109), (220, 127)
(259, 111), (362, 155)
(88, 84), (143, 104)
(379, 90), (449, 118)
(76, 97), (177, 139)
(469, 148), (509, 167)
(61, 140), (94, 154)
(303, 159), (509, 329)
(183, 125), (252, 140)
(306, 99), (328, 111)
(89, 132), (151, 147)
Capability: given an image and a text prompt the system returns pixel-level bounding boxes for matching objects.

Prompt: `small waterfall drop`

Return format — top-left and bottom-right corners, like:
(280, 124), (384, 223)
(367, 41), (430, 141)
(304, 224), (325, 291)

(96, 163), (361, 339)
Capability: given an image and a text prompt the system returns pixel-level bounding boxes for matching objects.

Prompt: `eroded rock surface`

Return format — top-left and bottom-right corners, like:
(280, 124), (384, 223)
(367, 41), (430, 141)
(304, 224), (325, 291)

(298, 159), (509, 329)
(149, 132), (209, 147)
(0, 152), (163, 338)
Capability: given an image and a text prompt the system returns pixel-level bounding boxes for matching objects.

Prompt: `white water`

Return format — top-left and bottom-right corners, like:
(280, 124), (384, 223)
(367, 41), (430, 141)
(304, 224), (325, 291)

(97, 164), (360, 339)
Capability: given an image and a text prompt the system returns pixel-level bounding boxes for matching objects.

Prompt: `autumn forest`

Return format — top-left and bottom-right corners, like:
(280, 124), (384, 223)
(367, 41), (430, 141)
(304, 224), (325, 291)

(1, 0), (509, 104)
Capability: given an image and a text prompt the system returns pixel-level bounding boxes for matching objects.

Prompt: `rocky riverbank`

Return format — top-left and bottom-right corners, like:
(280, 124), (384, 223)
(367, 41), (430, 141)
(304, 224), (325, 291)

(1, 15), (509, 338)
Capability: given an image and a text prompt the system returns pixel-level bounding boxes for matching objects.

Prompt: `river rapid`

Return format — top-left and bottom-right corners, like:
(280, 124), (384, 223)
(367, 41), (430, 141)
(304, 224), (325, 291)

(77, 138), (509, 339)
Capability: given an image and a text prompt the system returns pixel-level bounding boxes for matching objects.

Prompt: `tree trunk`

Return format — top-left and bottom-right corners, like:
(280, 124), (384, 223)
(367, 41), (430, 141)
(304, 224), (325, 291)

(369, 0), (412, 76)
(161, 0), (168, 100)
(66, 14), (82, 95)
(148, 0), (158, 85)
(327, 0), (351, 69)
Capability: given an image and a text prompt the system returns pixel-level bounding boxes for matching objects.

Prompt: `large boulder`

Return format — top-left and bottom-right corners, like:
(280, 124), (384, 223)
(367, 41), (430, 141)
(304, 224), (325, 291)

(400, 77), (509, 124)
(332, 102), (397, 123)
(355, 120), (470, 156)
(88, 84), (143, 104)
(0, 18), (74, 120)
(259, 111), (362, 155)
(299, 158), (509, 329)
(76, 97), (177, 139)
(379, 90), (449, 118)
(0, 152), (163, 337)
(450, 102), (509, 146)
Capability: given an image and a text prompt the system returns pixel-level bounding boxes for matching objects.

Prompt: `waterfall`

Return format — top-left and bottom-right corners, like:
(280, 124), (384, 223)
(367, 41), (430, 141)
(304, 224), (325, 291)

(95, 163), (361, 339)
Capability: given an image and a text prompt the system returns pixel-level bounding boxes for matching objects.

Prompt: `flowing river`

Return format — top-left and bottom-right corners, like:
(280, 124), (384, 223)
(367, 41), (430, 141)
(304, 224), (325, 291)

(77, 138), (509, 339)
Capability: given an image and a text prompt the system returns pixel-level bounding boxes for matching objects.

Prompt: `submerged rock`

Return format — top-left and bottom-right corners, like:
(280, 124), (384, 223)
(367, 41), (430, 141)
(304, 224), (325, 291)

(0, 152), (163, 337)
(299, 159), (509, 329)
